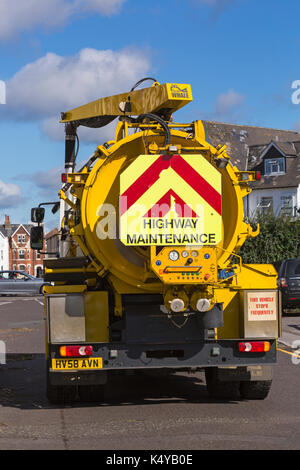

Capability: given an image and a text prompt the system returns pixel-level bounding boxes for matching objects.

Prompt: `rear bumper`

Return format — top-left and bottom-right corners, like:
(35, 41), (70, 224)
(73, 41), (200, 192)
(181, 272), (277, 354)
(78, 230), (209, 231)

(48, 339), (277, 386)
(282, 291), (300, 310)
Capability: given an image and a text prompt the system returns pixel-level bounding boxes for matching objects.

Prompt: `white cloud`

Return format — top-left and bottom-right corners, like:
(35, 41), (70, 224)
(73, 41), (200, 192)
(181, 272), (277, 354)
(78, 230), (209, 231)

(3, 47), (151, 142)
(0, 0), (127, 40)
(14, 166), (63, 201)
(214, 89), (245, 117)
(0, 180), (22, 209)
(31, 167), (63, 192)
(7, 47), (150, 118)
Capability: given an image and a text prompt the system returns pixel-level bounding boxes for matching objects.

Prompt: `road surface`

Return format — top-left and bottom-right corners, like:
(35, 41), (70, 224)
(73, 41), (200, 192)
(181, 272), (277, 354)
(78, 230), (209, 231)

(0, 296), (299, 450)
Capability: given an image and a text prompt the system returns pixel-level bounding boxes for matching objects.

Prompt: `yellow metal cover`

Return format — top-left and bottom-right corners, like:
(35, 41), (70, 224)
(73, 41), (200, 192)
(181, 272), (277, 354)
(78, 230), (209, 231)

(60, 83), (192, 124)
(120, 154), (222, 246)
(166, 83), (192, 101)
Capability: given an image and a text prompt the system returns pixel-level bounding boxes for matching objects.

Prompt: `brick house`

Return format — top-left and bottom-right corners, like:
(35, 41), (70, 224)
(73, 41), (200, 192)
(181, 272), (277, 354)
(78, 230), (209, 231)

(0, 215), (46, 277)
(0, 230), (9, 271)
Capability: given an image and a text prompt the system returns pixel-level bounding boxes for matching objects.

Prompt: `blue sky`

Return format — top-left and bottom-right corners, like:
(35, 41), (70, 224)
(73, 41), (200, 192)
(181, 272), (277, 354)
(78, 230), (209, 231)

(0, 0), (300, 231)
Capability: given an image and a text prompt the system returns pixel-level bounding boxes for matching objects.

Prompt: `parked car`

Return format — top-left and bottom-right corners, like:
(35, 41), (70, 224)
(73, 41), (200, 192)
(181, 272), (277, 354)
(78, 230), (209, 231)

(278, 258), (300, 314)
(0, 270), (49, 296)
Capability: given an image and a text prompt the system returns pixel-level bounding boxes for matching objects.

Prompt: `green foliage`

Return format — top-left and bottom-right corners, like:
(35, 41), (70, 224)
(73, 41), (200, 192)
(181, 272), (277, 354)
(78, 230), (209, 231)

(239, 212), (300, 265)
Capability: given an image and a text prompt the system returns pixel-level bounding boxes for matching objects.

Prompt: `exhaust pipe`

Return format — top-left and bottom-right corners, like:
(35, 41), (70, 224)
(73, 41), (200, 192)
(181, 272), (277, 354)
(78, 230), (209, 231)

(64, 122), (78, 173)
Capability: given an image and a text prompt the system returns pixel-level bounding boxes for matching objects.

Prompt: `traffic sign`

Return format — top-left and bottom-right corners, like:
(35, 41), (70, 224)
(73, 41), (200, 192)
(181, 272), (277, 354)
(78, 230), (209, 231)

(120, 154), (222, 246)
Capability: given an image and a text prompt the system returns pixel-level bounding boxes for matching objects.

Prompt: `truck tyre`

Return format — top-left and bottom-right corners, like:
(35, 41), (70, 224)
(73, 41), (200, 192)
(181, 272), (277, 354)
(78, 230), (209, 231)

(205, 367), (240, 400)
(240, 380), (272, 400)
(78, 385), (105, 403)
(46, 372), (76, 405)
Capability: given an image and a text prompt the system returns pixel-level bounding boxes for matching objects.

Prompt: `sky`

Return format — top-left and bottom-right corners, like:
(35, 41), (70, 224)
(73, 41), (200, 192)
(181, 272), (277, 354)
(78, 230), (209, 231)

(0, 0), (300, 231)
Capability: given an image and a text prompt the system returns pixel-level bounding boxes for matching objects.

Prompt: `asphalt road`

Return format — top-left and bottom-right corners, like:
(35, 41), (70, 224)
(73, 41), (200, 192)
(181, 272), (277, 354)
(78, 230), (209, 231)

(0, 296), (300, 451)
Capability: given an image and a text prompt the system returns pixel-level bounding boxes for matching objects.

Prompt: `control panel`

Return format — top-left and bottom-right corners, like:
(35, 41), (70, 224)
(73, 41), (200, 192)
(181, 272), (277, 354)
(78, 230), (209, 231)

(150, 246), (218, 284)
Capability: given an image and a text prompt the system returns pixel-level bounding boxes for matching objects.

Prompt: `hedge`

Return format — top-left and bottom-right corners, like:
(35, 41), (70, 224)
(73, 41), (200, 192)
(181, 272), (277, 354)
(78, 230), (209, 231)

(238, 213), (300, 267)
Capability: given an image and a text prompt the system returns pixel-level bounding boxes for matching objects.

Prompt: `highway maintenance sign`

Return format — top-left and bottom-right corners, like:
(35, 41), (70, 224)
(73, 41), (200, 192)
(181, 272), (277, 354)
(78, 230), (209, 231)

(119, 154), (222, 246)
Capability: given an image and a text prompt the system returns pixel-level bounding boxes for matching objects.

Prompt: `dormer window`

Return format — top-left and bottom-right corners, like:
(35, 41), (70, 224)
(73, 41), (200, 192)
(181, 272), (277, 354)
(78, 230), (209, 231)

(264, 157), (285, 175)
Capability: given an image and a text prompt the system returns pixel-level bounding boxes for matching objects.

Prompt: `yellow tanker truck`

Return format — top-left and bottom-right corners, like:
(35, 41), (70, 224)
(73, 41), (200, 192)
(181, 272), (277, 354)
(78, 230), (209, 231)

(30, 79), (281, 403)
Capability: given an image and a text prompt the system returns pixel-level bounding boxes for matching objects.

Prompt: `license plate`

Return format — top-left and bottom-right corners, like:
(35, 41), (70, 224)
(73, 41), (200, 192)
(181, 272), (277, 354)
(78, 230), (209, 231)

(52, 357), (103, 370)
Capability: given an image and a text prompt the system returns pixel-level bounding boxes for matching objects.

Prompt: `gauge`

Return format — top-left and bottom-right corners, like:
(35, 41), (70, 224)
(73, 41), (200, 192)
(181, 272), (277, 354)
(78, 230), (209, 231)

(182, 250), (189, 258)
(191, 250), (198, 257)
(169, 250), (179, 261)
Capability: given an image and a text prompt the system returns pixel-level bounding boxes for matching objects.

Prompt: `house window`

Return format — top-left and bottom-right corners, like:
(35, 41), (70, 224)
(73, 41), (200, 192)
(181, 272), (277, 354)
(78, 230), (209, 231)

(19, 264), (26, 272)
(36, 266), (43, 278)
(280, 195), (293, 216)
(258, 196), (273, 215)
(264, 157), (285, 175)
(17, 235), (22, 243)
(19, 249), (25, 259)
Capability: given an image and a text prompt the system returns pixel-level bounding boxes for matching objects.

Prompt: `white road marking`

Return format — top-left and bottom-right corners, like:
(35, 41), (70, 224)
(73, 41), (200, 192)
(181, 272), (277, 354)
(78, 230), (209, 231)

(0, 297), (44, 306)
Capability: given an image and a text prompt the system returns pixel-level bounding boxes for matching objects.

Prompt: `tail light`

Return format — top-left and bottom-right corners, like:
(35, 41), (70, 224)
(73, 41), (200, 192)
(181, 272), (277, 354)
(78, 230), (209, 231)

(278, 278), (288, 288)
(238, 341), (271, 353)
(61, 173), (67, 183)
(59, 345), (93, 357)
(255, 171), (261, 181)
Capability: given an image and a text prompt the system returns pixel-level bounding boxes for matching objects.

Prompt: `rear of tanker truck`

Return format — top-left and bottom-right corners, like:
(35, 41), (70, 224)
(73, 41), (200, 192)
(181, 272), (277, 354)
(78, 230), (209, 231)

(30, 80), (280, 404)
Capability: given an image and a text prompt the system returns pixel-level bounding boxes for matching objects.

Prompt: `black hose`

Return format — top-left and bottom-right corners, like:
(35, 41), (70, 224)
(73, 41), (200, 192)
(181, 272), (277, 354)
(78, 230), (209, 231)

(136, 112), (171, 148)
(130, 77), (158, 92)
(74, 133), (80, 160)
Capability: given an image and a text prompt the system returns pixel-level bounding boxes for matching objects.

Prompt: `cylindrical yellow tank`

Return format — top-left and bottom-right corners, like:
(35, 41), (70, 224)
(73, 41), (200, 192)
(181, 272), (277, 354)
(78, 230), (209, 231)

(79, 125), (248, 293)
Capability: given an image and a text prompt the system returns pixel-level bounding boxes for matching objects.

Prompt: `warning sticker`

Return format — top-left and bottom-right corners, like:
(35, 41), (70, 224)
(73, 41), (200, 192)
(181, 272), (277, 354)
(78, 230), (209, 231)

(119, 154), (222, 246)
(247, 291), (277, 322)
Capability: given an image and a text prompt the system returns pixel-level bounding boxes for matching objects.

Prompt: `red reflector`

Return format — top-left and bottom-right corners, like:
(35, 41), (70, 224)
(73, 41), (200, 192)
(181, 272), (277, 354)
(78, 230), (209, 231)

(238, 341), (270, 353)
(255, 171), (261, 181)
(289, 298), (297, 300)
(59, 345), (93, 357)
(61, 173), (67, 183)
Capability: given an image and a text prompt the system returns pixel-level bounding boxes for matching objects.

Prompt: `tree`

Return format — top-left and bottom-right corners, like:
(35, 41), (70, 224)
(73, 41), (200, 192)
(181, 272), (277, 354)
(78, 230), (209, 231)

(239, 213), (300, 265)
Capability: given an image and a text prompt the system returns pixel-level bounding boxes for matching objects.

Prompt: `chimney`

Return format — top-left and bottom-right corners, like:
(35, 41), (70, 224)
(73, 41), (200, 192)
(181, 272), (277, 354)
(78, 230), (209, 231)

(4, 215), (10, 229)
